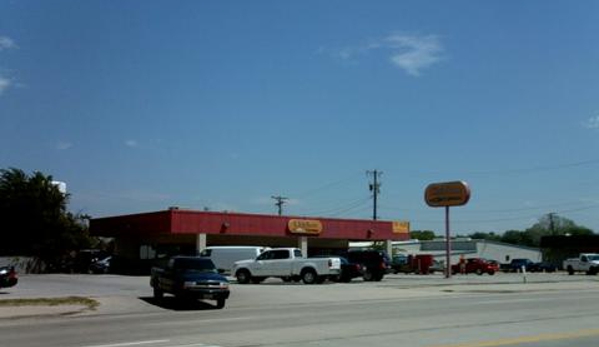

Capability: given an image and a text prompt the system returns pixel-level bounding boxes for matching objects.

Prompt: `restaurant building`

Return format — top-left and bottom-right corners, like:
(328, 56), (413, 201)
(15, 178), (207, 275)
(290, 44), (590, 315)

(90, 207), (410, 273)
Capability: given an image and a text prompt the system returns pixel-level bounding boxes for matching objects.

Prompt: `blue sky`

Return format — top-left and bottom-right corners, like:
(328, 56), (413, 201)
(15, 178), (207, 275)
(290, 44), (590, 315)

(1, 1), (599, 235)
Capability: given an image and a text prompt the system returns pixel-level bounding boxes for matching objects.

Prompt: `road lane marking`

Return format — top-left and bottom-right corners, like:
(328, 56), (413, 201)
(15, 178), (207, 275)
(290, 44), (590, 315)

(469, 298), (551, 305)
(167, 344), (220, 347)
(432, 328), (599, 347)
(144, 315), (256, 327)
(81, 340), (170, 347)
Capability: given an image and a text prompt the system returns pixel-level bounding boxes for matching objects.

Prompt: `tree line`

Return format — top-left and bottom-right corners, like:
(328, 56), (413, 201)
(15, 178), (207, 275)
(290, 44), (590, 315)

(411, 213), (594, 248)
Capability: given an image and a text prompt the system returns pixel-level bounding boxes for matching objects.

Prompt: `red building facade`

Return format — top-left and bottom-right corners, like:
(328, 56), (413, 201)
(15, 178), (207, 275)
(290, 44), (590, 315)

(90, 208), (410, 271)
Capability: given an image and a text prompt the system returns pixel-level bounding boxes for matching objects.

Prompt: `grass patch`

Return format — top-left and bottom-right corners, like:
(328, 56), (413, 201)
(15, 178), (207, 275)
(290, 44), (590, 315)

(0, 296), (99, 311)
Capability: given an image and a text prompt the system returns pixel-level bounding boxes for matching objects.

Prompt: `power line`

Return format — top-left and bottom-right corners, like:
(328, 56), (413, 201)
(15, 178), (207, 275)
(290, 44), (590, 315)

(302, 196), (372, 217)
(403, 158), (599, 178)
(408, 203), (599, 225)
(292, 174), (361, 199)
(328, 198), (373, 218)
(379, 199), (598, 214)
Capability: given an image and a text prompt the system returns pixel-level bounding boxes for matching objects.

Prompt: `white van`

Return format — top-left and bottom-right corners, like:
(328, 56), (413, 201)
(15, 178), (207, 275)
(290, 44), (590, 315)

(200, 246), (269, 274)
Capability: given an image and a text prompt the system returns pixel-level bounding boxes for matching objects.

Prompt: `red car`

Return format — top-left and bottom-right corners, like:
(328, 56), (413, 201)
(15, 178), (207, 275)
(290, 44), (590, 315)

(452, 258), (499, 275)
(0, 266), (18, 289)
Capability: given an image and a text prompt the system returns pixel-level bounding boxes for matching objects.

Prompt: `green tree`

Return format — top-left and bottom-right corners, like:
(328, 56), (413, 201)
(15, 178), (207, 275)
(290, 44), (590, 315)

(501, 229), (534, 247)
(410, 230), (436, 240)
(0, 168), (92, 270)
(499, 214), (594, 248)
(469, 231), (502, 242)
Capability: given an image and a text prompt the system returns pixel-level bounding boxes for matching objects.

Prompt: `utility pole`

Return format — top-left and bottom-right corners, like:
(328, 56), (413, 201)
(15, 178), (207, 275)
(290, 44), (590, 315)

(367, 170), (382, 220)
(271, 195), (288, 216)
(548, 212), (556, 235)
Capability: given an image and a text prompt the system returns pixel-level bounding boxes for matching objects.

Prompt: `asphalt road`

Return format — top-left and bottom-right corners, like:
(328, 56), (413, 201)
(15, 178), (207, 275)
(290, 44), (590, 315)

(2, 273), (599, 347)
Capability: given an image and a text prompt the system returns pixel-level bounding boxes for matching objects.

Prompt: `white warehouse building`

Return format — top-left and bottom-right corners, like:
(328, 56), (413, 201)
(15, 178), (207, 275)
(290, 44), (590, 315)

(353, 239), (542, 264)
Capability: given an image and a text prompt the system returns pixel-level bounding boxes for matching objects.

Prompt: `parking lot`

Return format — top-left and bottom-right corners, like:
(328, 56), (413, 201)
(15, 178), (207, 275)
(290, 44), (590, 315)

(2, 271), (598, 318)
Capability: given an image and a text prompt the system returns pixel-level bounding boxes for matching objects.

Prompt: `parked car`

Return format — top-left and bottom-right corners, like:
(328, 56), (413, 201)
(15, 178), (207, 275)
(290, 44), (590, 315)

(72, 249), (110, 273)
(336, 257), (363, 282)
(150, 256), (230, 308)
(452, 258), (499, 275)
(0, 266), (17, 289)
(312, 255), (362, 282)
(529, 262), (557, 273)
(232, 248), (342, 284)
(89, 256), (112, 274)
(347, 249), (391, 281)
(391, 254), (437, 275)
(199, 246), (269, 274)
(563, 253), (599, 275)
(503, 258), (535, 273)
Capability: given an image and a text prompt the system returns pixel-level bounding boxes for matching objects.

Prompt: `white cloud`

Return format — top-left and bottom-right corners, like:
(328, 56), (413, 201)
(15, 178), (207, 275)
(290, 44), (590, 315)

(0, 76), (10, 95)
(125, 139), (139, 147)
(583, 115), (599, 129)
(0, 36), (17, 96)
(0, 36), (16, 51)
(56, 141), (73, 150)
(328, 32), (444, 77)
(385, 33), (444, 76)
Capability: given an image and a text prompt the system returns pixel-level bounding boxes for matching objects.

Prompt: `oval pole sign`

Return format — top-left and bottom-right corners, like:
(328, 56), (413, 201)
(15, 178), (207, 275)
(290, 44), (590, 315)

(425, 181), (471, 207)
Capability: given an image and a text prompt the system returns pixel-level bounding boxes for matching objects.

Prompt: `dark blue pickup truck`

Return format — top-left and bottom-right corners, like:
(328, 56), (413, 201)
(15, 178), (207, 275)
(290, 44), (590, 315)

(150, 256), (230, 309)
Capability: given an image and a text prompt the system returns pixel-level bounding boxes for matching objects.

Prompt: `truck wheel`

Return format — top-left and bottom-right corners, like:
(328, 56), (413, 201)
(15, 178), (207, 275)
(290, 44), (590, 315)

(363, 269), (374, 281)
(236, 269), (251, 284)
(301, 268), (317, 284)
(153, 287), (164, 300)
(476, 269), (483, 275)
(216, 298), (226, 309)
(567, 266), (574, 275)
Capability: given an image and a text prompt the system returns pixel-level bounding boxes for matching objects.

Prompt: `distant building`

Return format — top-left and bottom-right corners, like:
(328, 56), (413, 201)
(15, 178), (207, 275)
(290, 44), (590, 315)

(372, 238), (542, 264)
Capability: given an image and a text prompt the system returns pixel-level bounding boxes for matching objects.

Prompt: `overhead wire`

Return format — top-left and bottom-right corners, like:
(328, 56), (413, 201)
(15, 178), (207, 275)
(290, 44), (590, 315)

(302, 196), (372, 217)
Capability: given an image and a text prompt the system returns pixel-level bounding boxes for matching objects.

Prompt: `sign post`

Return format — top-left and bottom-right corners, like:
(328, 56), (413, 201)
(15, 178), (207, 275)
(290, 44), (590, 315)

(425, 181), (471, 279)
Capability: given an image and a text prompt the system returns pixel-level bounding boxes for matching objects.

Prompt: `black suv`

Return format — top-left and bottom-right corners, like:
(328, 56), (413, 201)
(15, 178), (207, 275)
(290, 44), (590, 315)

(347, 250), (391, 281)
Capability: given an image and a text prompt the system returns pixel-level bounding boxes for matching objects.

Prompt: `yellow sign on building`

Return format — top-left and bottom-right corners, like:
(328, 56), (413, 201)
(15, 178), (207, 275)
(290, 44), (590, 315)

(288, 219), (323, 235)
(392, 221), (410, 234)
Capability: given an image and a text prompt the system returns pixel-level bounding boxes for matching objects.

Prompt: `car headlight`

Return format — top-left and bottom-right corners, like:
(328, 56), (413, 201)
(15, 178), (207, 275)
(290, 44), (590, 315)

(219, 282), (229, 289)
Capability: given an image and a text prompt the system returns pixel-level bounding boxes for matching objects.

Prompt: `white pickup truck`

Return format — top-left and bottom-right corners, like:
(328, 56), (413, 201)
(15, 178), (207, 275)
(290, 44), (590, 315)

(563, 253), (599, 275)
(231, 248), (341, 284)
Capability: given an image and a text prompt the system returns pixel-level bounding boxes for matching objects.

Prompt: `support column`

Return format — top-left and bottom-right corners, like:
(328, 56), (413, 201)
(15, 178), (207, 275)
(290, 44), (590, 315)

(298, 236), (308, 257)
(385, 240), (393, 257)
(196, 233), (207, 255)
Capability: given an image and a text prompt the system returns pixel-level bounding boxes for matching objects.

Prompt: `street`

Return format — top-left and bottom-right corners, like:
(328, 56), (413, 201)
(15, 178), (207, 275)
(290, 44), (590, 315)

(1, 274), (599, 347)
